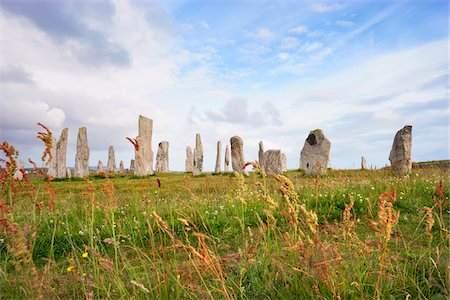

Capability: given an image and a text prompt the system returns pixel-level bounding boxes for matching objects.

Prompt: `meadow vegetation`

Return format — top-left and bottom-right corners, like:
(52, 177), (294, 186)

(0, 130), (448, 299)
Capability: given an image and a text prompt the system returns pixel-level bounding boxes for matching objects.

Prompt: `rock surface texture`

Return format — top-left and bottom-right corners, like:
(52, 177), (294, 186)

(230, 136), (248, 175)
(299, 129), (331, 175)
(224, 145), (230, 172)
(74, 127), (90, 177)
(107, 145), (116, 173)
(258, 141), (265, 169)
(361, 156), (367, 170)
(119, 160), (124, 174)
(130, 159), (135, 173)
(193, 134), (203, 176)
(47, 138), (57, 177)
(389, 125), (412, 174)
(185, 147), (193, 172)
(97, 160), (103, 173)
(135, 115), (154, 176)
(263, 150), (286, 174)
(155, 141), (169, 172)
(215, 141), (222, 173)
(13, 160), (24, 181)
(56, 128), (68, 178)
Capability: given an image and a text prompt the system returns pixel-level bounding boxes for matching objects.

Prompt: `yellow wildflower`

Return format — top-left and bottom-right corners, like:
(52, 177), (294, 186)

(67, 265), (75, 272)
(82, 252), (88, 258)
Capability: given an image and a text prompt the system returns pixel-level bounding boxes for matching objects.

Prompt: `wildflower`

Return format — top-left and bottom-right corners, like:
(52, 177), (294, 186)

(67, 266), (75, 272)
(82, 252), (88, 258)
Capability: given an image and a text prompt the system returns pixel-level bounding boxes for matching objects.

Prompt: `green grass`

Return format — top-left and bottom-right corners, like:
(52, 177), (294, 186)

(0, 165), (448, 299)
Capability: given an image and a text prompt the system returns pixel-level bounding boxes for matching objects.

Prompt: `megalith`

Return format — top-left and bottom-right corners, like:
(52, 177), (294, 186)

(185, 147), (193, 172)
(155, 141), (169, 173)
(224, 145), (230, 172)
(130, 159), (135, 173)
(258, 141), (265, 169)
(215, 141), (222, 173)
(263, 150), (286, 174)
(135, 115), (154, 176)
(389, 125), (412, 174)
(193, 134), (203, 176)
(299, 129), (331, 175)
(13, 160), (24, 181)
(47, 137), (57, 177)
(230, 136), (248, 175)
(119, 160), (124, 174)
(107, 145), (116, 173)
(74, 127), (90, 177)
(361, 156), (367, 170)
(97, 160), (103, 173)
(56, 128), (68, 178)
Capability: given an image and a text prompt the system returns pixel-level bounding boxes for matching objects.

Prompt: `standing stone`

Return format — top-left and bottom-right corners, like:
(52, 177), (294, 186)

(361, 156), (367, 170)
(97, 160), (103, 173)
(215, 141), (222, 173)
(13, 160), (24, 181)
(66, 168), (72, 179)
(155, 141), (169, 173)
(47, 137), (57, 177)
(258, 141), (265, 170)
(230, 136), (248, 175)
(74, 127), (90, 177)
(130, 159), (135, 173)
(389, 125), (412, 174)
(193, 134), (203, 176)
(56, 128), (68, 178)
(224, 145), (230, 172)
(299, 129), (331, 175)
(107, 146), (116, 173)
(185, 147), (193, 172)
(263, 150), (286, 174)
(119, 160), (124, 174)
(134, 115), (154, 176)
(281, 153), (287, 172)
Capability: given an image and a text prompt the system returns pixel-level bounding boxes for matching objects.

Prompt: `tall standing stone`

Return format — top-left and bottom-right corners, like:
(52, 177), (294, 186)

(230, 136), (248, 175)
(263, 150), (286, 174)
(107, 145), (116, 173)
(74, 127), (90, 177)
(56, 128), (68, 178)
(389, 125), (412, 174)
(47, 137), (57, 177)
(97, 160), (103, 173)
(130, 159), (135, 173)
(193, 134), (203, 176)
(281, 153), (287, 172)
(119, 160), (124, 174)
(299, 129), (331, 175)
(185, 147), (193, 172)
(224, 145), (230, 172)
(215, 141), (222, 173)
(135, 115), (154, 176)
(155, 141), (169, 173)
(361, 156), (367, 170)
(66, 168), (72, 179)
(258, 141), (265, 170)
(13, 160), (24, 181)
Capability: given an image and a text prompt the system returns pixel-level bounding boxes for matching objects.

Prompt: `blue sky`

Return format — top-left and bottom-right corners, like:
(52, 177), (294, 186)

(0, 0), (448, 171)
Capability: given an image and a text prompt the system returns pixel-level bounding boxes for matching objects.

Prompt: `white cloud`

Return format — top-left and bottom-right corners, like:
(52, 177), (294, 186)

(311, 3), (346, 13)
(301, 41), (323, 52)
(336, 20), (354, 27)
(200, 20), (210, 30)
(289, 25), (308, 34)
(278, 52), (290, 61)
(281, 36), (300, 49)
(250, 27), (276, 40)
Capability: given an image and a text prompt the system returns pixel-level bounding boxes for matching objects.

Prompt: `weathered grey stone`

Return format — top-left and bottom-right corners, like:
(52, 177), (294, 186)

(47, 137), (57, 177)
(361, 156), (367, 170)
(130, 159), (135, 173)
(193, 134), (203, 176)
(258, 141), (265, 170)
(119, 160), (124, 174)
(281, 153), (287, 172)
(56, 128), (68, 178)
(185, 147), (193, 172)
(263, 150), (286, 174)
(107, 145), (116, 173)
(97, 160), (103, 173)
(215, 141), (222, 173)
(13, 160), (24, 181)
(74, 127), (90, 177)
(66, 168), (72, 179)
(155, 141), (169, 173)
(389, 125), (412, 174)
(224, 145), (230, 172)
(135, 115), (154, 176)
(230, 136), (248, 175)
(300, 129), (331, 175)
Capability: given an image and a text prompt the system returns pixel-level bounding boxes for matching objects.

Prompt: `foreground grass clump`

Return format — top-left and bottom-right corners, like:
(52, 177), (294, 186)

(1, 140), (449, 299)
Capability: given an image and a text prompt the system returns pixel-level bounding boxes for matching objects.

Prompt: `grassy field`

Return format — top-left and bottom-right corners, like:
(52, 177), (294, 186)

(1, 144), (449, 299)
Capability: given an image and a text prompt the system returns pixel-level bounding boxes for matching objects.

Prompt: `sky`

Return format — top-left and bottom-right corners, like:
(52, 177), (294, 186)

(0, 0), (448, 171)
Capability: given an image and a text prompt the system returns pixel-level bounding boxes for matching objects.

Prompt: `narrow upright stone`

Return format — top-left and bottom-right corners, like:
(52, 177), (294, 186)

(389, 125), (412, 174)
(224, 145), (230, 172)
(74, 127), (90, 177)
(281, 153), (287, 172)
(130, 159), (135, 173)
(263, 150), (286, 174)
(56, 128), (68, 178)
(119, 160), (124, 174)
(230, 136), (248, 175)
(97, 160), (103, 173)
(155, 141), (169, 173)
(107, 145), (116, 173)
(66, 168), (72, 179)
(361, 156), (367, 170)
(193, 134), (203, 176)
(47, 137), (57, 177)
(185, 146), (194, 172)
(258, 141), (265, 170)
(135, 115), (154, 176)
(215, 141), (222, 173)
(13, 160), (24, 181)
(299, 129), (331, 175)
